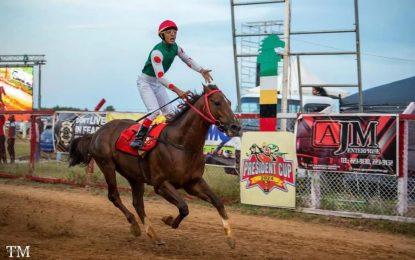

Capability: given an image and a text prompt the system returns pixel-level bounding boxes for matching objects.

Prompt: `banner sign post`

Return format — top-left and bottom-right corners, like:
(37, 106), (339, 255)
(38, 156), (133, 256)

(240, 131), (297, 208)
(296, 114), (399, 175)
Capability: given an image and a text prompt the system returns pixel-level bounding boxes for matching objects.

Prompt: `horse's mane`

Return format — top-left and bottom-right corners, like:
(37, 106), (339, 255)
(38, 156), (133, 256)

(166, 84), (219, 123)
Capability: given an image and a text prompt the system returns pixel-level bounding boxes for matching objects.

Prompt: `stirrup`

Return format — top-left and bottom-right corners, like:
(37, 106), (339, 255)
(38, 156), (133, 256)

(130, 125), (149, 149)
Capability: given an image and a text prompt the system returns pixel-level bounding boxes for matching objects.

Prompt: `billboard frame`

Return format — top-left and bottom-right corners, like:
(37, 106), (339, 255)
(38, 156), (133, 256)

(296, 113), (400, 176)
(0, 54), (46, 109)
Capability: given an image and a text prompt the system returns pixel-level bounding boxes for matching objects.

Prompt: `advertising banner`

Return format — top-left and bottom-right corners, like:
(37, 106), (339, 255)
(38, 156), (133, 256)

(204, 125), (240, 168)
(54, 111), (107, 152)
(296, 114), (398, 175)
(0, 67), (33, 110)
(106, 112), (144, 122)
(240, 132), (297, 208)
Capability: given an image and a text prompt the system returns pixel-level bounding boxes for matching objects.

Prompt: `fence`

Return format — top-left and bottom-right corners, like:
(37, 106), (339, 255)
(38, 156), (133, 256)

(0, 111), (414, 221)
(0, 110), (235, 194)
(295, 115), (415, 219)
(296, 171), (414, 217)
(237, 113), (415, 219)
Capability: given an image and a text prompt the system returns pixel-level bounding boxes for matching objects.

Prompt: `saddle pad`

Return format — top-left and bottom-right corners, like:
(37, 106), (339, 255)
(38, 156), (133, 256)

(115, 123), (167, 156)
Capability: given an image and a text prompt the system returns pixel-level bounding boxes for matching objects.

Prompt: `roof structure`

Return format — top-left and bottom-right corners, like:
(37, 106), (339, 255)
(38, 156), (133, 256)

(342, 76), (415, 112)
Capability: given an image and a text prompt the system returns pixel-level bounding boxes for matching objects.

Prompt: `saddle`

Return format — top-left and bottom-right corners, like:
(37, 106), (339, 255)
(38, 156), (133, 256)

(115, 122), (168, 157)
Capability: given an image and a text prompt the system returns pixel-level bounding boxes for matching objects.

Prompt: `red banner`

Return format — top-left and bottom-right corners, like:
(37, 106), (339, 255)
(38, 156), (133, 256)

(296, 114), (398, 175)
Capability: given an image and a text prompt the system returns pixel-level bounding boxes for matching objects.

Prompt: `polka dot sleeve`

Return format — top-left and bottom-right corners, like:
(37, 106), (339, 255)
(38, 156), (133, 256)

(150, 50), (174, 89)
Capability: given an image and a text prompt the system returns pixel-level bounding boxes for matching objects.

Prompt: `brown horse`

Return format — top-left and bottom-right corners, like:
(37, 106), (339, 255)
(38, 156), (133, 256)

(69, 84), (241, 248)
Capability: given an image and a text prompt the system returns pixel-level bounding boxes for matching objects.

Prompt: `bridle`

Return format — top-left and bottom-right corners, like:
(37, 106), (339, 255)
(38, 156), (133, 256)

(184, 89), (227, 132)
(156, 89), (230, 151)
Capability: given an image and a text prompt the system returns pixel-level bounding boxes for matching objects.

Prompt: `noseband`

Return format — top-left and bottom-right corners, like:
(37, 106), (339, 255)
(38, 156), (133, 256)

(184, 89), (227, 132)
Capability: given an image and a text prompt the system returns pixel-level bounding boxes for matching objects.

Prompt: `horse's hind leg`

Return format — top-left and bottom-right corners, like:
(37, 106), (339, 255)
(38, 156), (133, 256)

(129, 181), (164, 245)
(156, 181), (189, 229)
(96, 160), (141, 237)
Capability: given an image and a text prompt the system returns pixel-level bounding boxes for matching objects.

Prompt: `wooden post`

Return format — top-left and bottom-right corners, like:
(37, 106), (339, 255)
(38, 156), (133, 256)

(310, 171), (321, 209)
(397, 118), (408, 216)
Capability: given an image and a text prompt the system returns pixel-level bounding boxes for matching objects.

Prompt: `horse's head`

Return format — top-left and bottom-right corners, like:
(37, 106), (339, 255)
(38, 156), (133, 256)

(202, 84), (241, 137)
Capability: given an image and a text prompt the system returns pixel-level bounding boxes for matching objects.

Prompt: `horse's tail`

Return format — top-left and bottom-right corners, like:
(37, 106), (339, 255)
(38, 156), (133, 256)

(69, 134), (93, 167)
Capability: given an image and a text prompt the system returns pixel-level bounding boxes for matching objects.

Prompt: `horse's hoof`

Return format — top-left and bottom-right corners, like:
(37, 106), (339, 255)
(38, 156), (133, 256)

(162, 215), (174, 226)
(130, 224), (141, 237)
(226, 237), (236, 249)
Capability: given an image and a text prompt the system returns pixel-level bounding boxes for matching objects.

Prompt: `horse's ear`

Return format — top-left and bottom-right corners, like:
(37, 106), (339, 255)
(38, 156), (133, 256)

(202, 83), (210, 93)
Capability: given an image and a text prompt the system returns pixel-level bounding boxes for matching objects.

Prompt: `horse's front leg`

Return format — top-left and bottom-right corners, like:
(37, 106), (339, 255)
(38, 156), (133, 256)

(184, 178), (235, 249)
(129, 181), (164, 245)
(156, 180), (189, 229)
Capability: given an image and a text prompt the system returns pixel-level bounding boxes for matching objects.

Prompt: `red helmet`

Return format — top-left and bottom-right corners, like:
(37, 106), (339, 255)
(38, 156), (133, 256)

(158, 20), (178, 34)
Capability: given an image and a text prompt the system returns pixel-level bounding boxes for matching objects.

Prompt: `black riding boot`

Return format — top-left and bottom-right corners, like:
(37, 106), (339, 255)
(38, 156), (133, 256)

(130, 125), (150, 149)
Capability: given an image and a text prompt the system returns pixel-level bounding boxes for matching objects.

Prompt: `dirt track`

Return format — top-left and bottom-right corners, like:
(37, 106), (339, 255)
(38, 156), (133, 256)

(1, 182), (415, 259)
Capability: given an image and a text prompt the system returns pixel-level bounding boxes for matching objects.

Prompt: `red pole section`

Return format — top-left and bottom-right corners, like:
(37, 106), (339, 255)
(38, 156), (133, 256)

(86, 98), (106, 186)
(94, 98), (106, 111)
(29, 115), (36, 175)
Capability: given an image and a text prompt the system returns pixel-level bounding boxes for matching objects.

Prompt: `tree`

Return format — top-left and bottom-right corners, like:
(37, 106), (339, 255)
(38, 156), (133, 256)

(51, 105), (83, 111)
(104, 105), (115, 111)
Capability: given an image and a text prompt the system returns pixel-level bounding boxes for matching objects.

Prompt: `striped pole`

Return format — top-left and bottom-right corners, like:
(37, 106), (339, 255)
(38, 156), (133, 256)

(257, 35), (285, 131)
(259, 78), (278, 131)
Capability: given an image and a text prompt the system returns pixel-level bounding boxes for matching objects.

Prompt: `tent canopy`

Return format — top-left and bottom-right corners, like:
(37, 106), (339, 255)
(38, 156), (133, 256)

(342, 76), (415, 107)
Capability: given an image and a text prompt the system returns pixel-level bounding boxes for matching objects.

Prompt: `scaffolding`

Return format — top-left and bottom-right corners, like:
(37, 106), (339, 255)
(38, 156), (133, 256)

(230, 0), (363, 116)
(239, 21), (283, 91)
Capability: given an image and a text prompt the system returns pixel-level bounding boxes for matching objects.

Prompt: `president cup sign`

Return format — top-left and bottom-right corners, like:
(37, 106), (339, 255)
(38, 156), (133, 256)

(240, 132), (297, 208)
(242, 144), (294, 193)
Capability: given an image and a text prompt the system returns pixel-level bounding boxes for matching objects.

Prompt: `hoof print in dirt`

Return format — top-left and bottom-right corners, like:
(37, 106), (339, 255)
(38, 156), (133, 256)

(226, 237), (236, 249)
(155, 240), (166, 246)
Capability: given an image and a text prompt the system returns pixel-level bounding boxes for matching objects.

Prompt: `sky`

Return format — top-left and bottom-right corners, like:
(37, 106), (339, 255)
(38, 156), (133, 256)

(1, 0), (414, 111)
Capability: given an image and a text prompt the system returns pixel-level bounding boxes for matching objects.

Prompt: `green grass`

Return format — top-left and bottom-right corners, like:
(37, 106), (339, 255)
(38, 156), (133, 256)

(15, 138), (31, 158)
(0, 160), (239, 198)
(3, 136), (54, 160)
(0, 163), (29, 176)
(203, 166), (240, 203)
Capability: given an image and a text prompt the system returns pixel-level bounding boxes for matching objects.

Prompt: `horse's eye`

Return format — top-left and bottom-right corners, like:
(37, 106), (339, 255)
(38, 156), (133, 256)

(214, 101), (221, 106)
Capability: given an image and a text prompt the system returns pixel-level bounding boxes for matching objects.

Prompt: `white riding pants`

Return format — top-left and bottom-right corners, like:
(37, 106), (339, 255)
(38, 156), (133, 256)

(137, 73), (173, 120)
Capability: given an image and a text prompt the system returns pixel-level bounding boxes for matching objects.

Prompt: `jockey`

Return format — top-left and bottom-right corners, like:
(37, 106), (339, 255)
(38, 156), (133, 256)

(131, 20), (213, 149)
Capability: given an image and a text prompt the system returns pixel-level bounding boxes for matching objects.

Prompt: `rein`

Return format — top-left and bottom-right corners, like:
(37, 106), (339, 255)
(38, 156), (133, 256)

(155, 89), (224, 151)
(184, 89), (225, 130)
